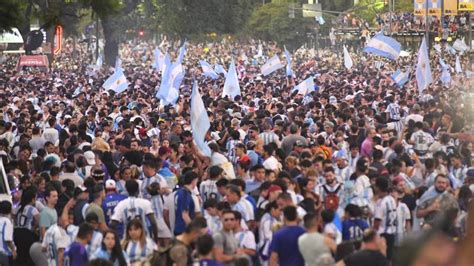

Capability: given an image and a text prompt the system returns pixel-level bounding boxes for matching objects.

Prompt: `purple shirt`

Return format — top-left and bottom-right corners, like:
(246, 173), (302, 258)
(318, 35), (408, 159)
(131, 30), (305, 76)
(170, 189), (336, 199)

(360, 138), (373, 157)
(65, 241), (88, 266)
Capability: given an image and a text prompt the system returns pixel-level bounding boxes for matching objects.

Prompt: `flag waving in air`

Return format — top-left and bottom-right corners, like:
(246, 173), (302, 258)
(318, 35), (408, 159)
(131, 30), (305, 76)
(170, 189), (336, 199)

(200, 60), (219, 79)
(415, 38), (432, 93)
(343, 45), (353, 70)
(190, 81), (212, 157)
(284, 46), (294, 77)
(103, 69), (129, 94)
(223, 60), (241, 101)
(261, 55), (284, 76)
(363, 33), (401, 60)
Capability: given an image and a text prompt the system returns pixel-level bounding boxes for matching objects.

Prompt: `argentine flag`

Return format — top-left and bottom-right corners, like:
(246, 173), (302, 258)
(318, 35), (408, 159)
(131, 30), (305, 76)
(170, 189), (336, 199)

(222, 60), (241, 101)
(439, 58), (451, 86)
(190, 81), (212, 157)
(153, 48), (165, 72)
(200, 60), (219, 79)
(391, 69), (409, 88)
(363, 33), (401, 60)
(115, 57), (123, 71)
(214, 64), (227, 76)
(415, 38), (432, 93)
(455, 56), (463, 74)
(292, 76), (314, 95)
(261, 55), (284, 76)
(103, 69), (129, 94)
(156, 62), (184, 105)
(284, 46), (294, 77)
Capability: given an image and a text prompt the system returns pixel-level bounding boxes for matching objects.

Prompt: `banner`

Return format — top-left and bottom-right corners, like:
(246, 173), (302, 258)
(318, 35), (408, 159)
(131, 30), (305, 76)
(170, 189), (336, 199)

(459, 0), (474, 11)
(414, 0), (427, 16)
(444, 0), (458, 15)
(428, 0), (441, 17)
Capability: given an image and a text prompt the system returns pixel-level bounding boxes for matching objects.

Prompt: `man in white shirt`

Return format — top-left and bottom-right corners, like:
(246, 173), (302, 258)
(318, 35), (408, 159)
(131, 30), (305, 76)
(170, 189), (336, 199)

(373, 177), (397, 261)
(42, 117), (59, 145)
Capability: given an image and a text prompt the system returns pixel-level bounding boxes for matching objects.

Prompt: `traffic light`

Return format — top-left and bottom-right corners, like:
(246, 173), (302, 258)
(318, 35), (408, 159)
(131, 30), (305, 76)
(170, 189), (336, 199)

(138, 30), (144, 37)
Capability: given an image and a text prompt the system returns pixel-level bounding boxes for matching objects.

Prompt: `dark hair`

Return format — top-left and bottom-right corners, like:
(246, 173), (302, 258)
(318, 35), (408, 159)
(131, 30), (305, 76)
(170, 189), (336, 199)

(229, 178), (246, 193)
(375, 177), (390, 193)
(85, 212), (99, 223)
(282, 205), (297, 222)
(216, 178), (229, 188)
(196, 234), (214, 256)
(125, 180), (139, 196)
(0, 201), (12, 215)
(101, 230), (127, 266)
(77, 222), (95, 239)
(182, 171), (198, 185)
(184, 217), (207, 234)
(44, 186), (57, 202)
(209, 166), (223, 179)
(17, 186), (37, 219)
(303, 212), (319, 229)
(321, 209), (335, 224)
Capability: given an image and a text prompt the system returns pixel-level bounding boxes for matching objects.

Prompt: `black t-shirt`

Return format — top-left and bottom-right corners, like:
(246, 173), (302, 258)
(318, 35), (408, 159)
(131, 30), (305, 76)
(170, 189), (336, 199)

(401, 194), (417, 211)
(344, 250), (389, 266)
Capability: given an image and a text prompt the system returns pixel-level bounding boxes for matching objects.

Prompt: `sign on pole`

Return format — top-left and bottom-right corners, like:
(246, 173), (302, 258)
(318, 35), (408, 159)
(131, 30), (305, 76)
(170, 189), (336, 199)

(459, 0), (474, 11)
(444, 0), (458, 15)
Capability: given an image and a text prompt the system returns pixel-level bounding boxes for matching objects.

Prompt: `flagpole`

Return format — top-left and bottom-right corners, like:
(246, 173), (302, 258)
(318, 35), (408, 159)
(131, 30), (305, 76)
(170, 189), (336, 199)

(425, 0), (429, 55)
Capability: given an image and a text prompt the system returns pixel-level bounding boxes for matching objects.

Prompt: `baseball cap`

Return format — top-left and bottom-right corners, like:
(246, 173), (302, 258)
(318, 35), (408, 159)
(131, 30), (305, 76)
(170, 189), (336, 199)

(84, 151), (95, 165)
(74, 185), (88, 198)
(105, 179), (116, 190)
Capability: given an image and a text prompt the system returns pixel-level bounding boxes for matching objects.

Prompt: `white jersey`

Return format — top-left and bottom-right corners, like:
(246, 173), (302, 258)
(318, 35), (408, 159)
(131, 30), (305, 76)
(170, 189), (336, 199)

(86, 230), (103, 256)
(386, 102), (401, 121)
(42, 224), (71, 266)
(199, 179), (220, 202)
(140, 174), (168, 200)
(124, 238), (157, 264)
(395, 202), (411, 245)
(410, 130), (434, 154)
(0, 216), (14, 256)
(15, 205), (39, 231)
(374, 195), (398, 235)
(232, 198), (254, 222)
(111, 197), (154, 236)
(235, 230), (256, 251)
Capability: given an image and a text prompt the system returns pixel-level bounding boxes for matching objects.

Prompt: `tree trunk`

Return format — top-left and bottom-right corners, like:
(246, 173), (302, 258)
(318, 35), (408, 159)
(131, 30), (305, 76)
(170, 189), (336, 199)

(102, 17), (118, 67)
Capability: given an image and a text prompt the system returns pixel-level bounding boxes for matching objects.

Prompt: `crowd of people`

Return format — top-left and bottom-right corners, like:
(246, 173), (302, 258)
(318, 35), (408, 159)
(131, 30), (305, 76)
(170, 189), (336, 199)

(375, 12), (472, 36)
(0, 35), (472, 266)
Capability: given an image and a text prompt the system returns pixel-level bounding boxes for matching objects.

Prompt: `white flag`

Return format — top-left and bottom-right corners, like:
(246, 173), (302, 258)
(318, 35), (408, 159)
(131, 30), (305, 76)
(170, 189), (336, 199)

(261, 55), (284, 76)
(343, 45), (353, 70)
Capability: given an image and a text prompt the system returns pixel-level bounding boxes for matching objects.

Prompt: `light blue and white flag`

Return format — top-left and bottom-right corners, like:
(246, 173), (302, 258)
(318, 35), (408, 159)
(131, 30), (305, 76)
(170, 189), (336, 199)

(103, 69), (129, 94)
(455, 56), (463, 74)
(391, 69), (410, 88)
(261, 55), (284, 76)
(156, 62), (184, 105)
(363, 33), (401, 60)
(446, 44), (457, 55)
(343, 45), (353, 70)
(214, 64), (227, 76)
(453, 38), (468, 52)
(190, 81), (212, 157)
(415, 38), (432, 93)
(200, 60), (219, 79)
(439, 58), (451, 85)
(316, 16), (325, 25)
(72, 85), (82, 97)
(222, 60), (241, 100)
(115, 57), (123, 72)
(292, 76), (314, 95)
(96, 54), (103, 68)
(153, 48), (165, 72)
(284, 46), (294, 77)
(177, 41), (187, 63)
(162, 52), (171, 75)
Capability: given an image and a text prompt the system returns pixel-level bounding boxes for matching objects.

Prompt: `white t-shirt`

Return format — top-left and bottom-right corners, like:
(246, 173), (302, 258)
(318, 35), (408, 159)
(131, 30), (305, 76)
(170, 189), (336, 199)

(354, 175), (373, 201)
(235, 230), (256, 250)
(386, 103), (401, 121)
(395, 202), (411, 245)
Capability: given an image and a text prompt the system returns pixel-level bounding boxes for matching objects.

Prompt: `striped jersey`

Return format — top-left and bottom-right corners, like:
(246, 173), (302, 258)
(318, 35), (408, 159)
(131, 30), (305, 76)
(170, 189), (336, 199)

(111, 197), (154, 236)
(374, 195), (398, 235)
(15, 205), (39, 231)
(259, 132), (279, 146)
(42, 224), (71, 266)
(124, 238), (157, 264)
(0, 216), (14, 256)
(86, 230), (103, 256)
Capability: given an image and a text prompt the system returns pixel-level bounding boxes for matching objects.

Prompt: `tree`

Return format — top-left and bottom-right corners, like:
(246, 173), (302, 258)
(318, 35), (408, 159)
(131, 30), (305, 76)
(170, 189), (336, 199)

(245, 1), (313, 50)
(156, 0), (255, 37)
(0, 0), (23, 34)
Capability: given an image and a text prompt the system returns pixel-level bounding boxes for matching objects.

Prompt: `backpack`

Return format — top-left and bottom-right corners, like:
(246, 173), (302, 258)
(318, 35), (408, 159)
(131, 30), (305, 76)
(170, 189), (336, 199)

(146, 239), (185, 266)
(323, 184), (341, 211)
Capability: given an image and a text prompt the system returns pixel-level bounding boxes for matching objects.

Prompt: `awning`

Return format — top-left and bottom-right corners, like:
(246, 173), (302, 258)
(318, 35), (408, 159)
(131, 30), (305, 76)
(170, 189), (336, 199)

(0, 28), (24, 44)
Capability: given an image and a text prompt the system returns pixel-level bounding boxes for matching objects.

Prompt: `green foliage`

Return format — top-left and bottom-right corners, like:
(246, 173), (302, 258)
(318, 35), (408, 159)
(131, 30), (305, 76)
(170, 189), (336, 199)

(320, 0), (354, 12)
(0, 0), (23, 34)
(354, 0), (385, 24)
(245, 2), (313, 49)
(157, 0), (255, 37)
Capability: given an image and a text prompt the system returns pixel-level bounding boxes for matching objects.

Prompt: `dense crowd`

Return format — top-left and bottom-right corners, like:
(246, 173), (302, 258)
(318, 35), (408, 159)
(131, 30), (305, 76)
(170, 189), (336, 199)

(0, 36), (472, 266)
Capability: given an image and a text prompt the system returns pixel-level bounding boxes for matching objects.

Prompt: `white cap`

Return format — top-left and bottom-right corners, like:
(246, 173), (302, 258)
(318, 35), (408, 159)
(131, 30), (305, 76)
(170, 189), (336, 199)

(84, 150), (96, 165)
(105, 179), (116, 190)
(13, 97), (20, 103)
